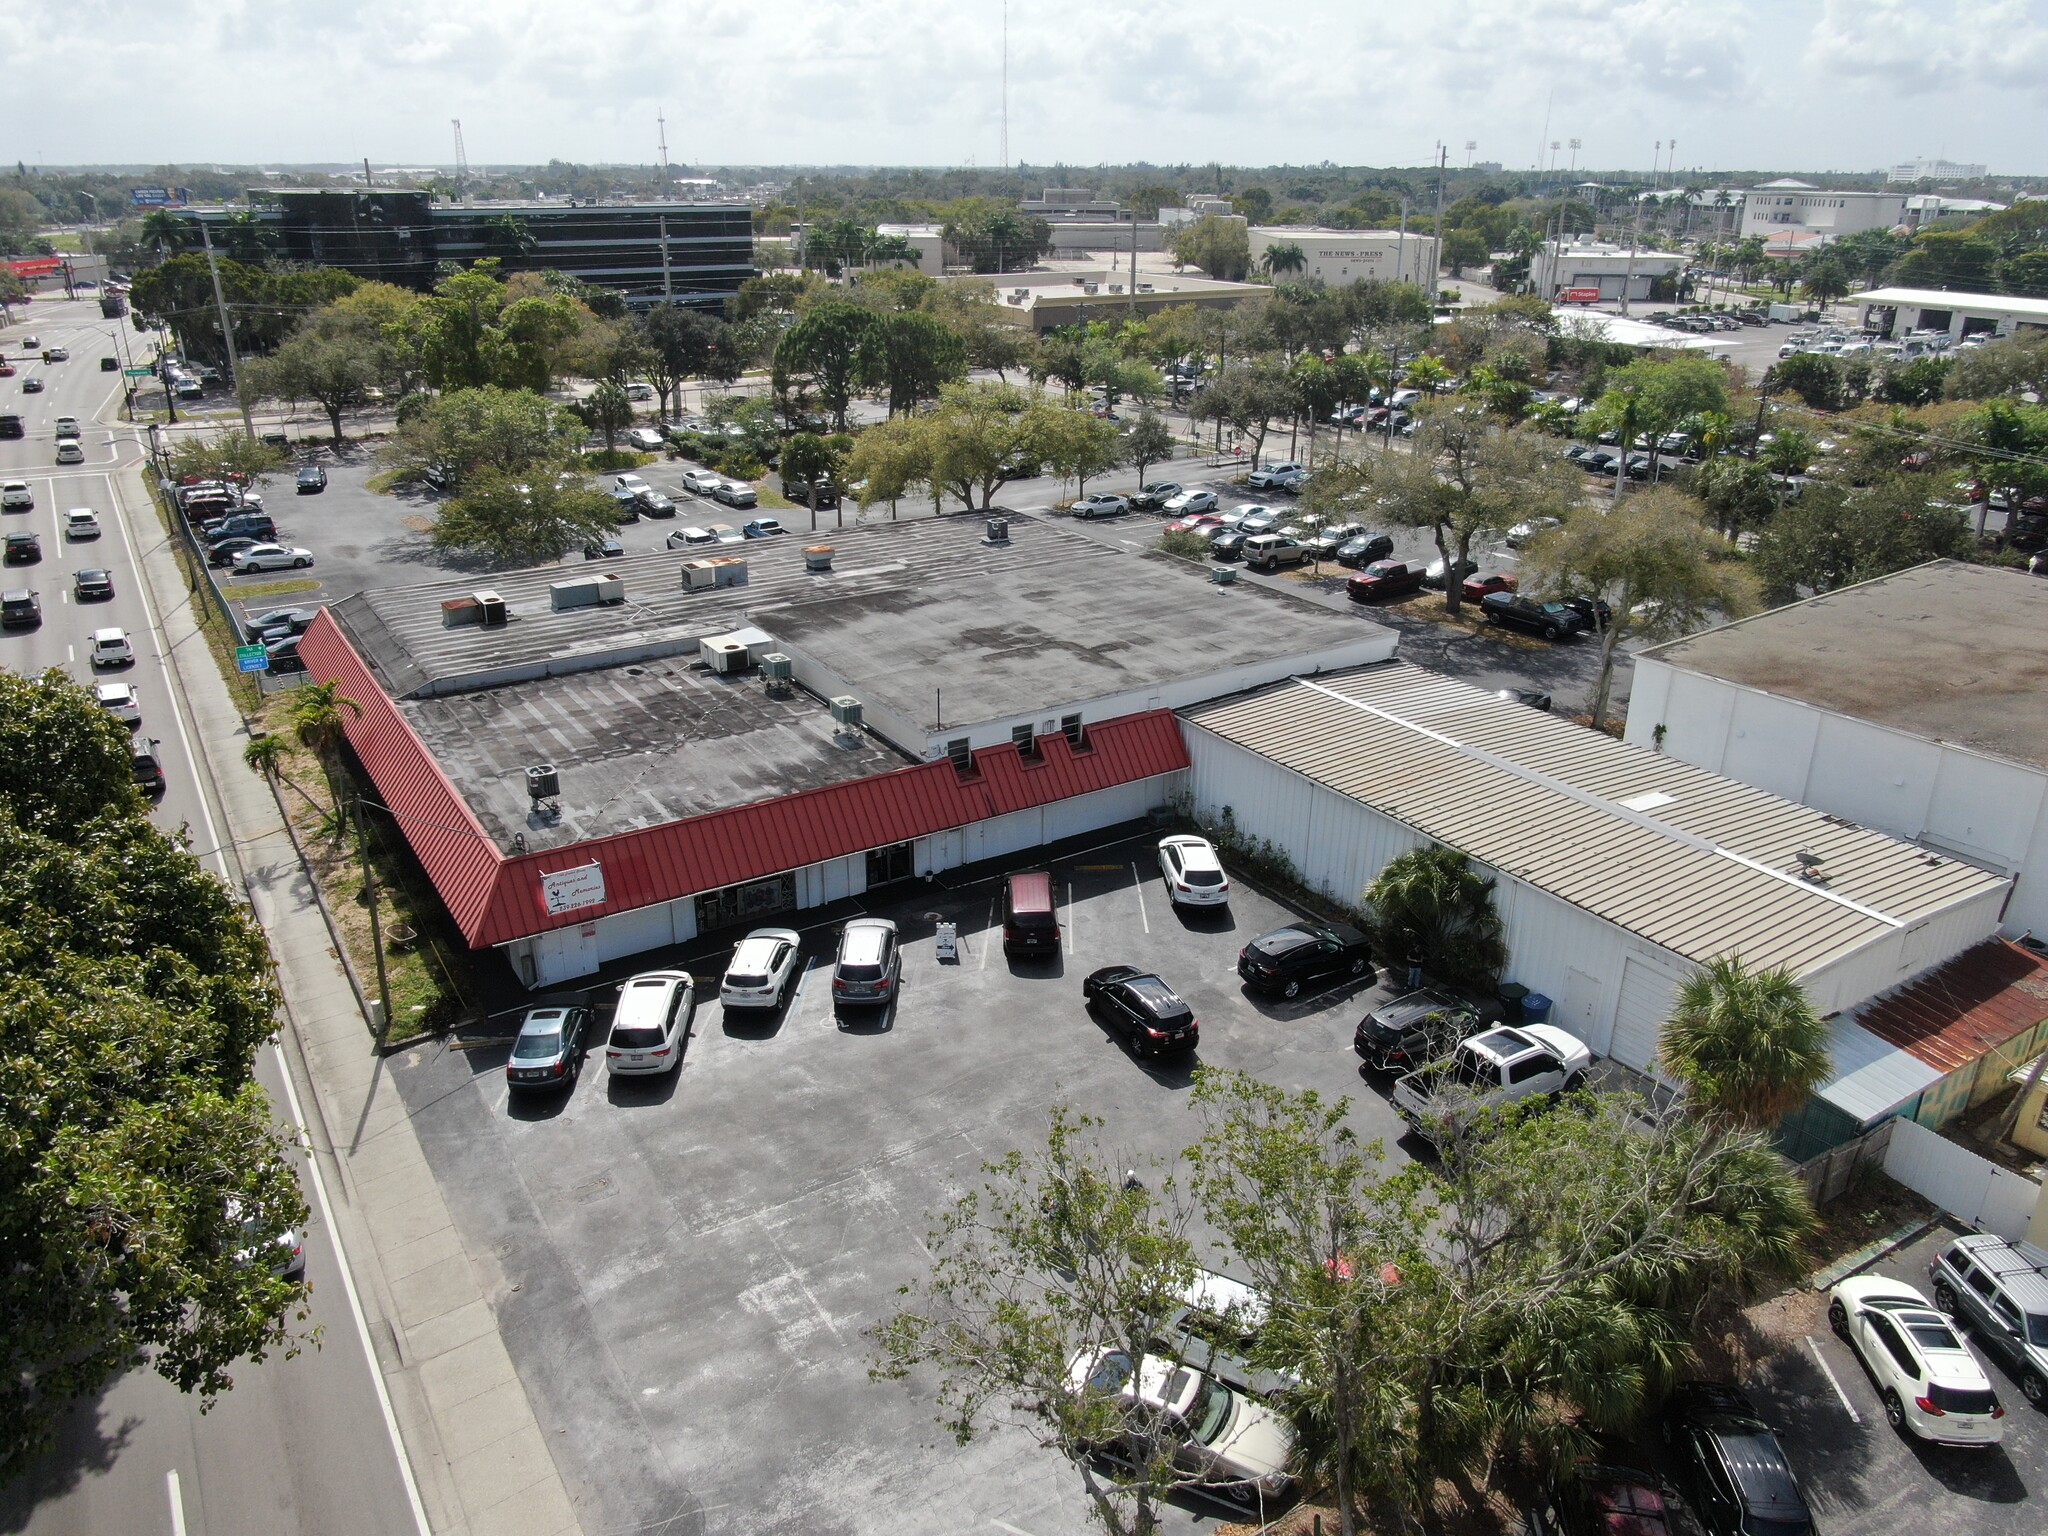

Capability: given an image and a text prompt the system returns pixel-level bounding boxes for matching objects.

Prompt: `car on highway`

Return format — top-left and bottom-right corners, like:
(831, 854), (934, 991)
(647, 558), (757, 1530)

(1, 588), (39, 629)
(1064, 1347), (1295, 1507)
(131, 736), (166, 795)
(20, 375), (42, 393)
(1332, 532), (1395, 568)
(3, 531), (39, 564)
(228, 1196), (305, 1282)
(1162, 488), (1220, 517)
(605, 971), (694, 1076)
(830, 917), (900, 1008)
(42, 346), (68, 363)
(64, 508), (101, 540)
(1353, 989), (1486, 1074)
(73, 567), (113, 601)
(1237, 921), (1374, 1000)
(1829, 1276), (2006, 1444)
(718, 927), (803, 1012)
(1127, 482), (1182, 512)
(1660, 1382), (1815, 1536)
(1346, 560), (1426, 601)
(1070, 493), (1128, 519)
(1480, 591), (1585, 641)
(295, 465), (327, 493)
(90, 627), (134, 668)
(53, 416), (80, 439)
(231, 544), (315, 573)
(93, 680), (142, 727)
(1157, 834), (1230, 907)
(1245, 461), (1304, 491)
(2, 481), (32, 510)
(1083, 965), (1200, 1058)
(505, 1005), (593, 1093)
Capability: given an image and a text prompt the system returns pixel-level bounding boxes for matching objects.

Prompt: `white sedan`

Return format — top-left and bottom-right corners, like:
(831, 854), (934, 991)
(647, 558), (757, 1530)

(1829, 1276), (2005, 1445)
(231, 544), (315, 573)
(1070, 493), (1128, 519)
(1157, 834), (1231, 907)
(1162, 488), (1219, 516)
(719, 928), (803, 1012)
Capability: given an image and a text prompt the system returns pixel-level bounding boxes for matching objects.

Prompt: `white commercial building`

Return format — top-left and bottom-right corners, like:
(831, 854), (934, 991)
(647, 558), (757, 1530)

(1740, 180), (1906, 243)
(1628, 563), (2048, 943)
(1182, 663), (2007, 1079)
(1529, 243), (1686, 304)
(1849, 286), (2048, 341)
(1888, 159), (1989, 184)
(1246, 227), (1438, 287)
(871, 223), (949, 276)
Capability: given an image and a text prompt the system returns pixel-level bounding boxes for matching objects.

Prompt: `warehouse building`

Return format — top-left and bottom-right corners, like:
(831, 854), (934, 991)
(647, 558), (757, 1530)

(1529, 242), (1687, 304)
(1181, 663), (2009, 1080)
(299, 515), (1394, 987)
(1848, 286), (2048, 341)
(1739, 181), (1906, 242)
(1246, 227), (1439, 288)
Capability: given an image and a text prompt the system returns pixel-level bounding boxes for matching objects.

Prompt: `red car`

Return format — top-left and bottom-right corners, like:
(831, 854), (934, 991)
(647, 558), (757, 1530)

(0, 364), (14, 377)
(1347, 560), (1426, 601)
(1461, 571), (1518, 604)
(1170, 512), (1224, 535)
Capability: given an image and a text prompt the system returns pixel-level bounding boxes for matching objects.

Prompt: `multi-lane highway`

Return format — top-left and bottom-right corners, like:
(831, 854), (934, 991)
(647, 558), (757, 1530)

(0, 297), (426, 1535)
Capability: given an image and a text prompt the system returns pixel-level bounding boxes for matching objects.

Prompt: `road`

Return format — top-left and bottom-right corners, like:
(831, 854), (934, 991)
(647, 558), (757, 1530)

(0, 297), (425, 1536)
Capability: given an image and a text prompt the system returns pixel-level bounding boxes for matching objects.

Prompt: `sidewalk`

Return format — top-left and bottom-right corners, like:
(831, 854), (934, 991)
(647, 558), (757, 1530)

(130, 460), (583, 1536)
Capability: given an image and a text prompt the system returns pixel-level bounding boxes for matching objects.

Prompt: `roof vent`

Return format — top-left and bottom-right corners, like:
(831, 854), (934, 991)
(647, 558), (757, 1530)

(1618, 790), (1676, 813)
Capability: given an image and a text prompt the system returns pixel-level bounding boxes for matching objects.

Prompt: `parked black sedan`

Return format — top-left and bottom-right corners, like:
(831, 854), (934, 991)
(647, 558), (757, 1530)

(1333, 531), (1395, 568)
(1660, 1382), (1815, 1536)
(1353, 989), (1483, 1073)
(1238, 922), (1374, 1000)
(1082, 965), (1199, 1058)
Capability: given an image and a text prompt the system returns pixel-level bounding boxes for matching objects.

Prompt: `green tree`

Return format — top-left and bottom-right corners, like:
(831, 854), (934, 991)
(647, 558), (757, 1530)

(165, 433), (288, 492)
(431, 472), (623, 568)
(869, 1108), (1208, 1536)
(381, 385), (579, 493)
(0, 672), (308, 1480)
(870, 310), (968, 417)
(493, 290), (589, 393)
(1586, 353), (1732, 491)
(573, 380), (635, 451)
(1944, 331), (2048, 401)
(286, 679), (362, 813)
(1799, 254), (1852, 309)
(780, 432), (842, 531)
(1031, 327), (1092, 399)
(415, 261), (509, 391)
(637, 304), (731, 420)
(1524, 487), (1756, 728)
(330, 280), (429, 400)
(1660, 956), (1833, 1130)
(1190, 358), (1293, 467)
(1361, 845), (1508, 992)
(1036, 402), (1123, 499)
(775, 301), (879, 430)
(1763, 352), (1851, 411)
(1263, 240), (1308, 280)
(1999, 249), (2048, 297)
(1874, 356), (1952, 406)
(844, 381), (1043, 513)
(244, 307), (382, 444)
(1168, 214), (1253, 281)
(1751, 476), (1973, 602)
(1893, 231), (1999, 289)
(1122, 410), (1176, 490)
(1441, 228), (1490, 278)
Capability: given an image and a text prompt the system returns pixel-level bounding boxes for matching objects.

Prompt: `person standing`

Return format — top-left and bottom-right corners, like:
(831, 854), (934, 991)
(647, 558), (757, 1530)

(1405, 941), (1425, 992)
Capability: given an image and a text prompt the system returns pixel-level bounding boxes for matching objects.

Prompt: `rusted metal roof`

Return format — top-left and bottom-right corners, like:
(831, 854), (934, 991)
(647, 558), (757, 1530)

(1850, 939), (2048, 1073)
(301, 613), (1189, 949)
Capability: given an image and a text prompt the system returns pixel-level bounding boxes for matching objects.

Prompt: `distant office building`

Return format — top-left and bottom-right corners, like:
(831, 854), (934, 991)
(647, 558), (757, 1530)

(1247, 227), (1439, 287)
(1019, 187), (1135, 223)
(174, 190), (754, 309)
(1158, 196), (1236, 228)
(1739, 181), (1906, 243)
(1887, 158), (1988, 184)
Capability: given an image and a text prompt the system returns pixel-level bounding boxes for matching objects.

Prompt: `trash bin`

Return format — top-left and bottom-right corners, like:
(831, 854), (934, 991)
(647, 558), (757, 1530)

(1520, 992), (1552, 1025)
(1497, 982), (1530, 1021)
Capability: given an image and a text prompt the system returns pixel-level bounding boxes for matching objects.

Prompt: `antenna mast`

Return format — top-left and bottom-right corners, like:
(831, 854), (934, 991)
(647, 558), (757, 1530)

(451, 119), (470, 202)
(658, 109), (671, 190)
(1000, 1), (1009, 170)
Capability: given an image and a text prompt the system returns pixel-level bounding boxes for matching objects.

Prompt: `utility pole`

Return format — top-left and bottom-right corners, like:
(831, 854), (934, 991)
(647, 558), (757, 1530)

(1619, 164), (1644, 318)
(199, 220), (257, 440)
(362, 157), (374, 188)
(1128, 210), (1137, 314)
(1394, 197), (1408, 284)
(451, 119), (470, 204)
(1429, 143), (1447, 309)
(1000, 1), (1010, 171)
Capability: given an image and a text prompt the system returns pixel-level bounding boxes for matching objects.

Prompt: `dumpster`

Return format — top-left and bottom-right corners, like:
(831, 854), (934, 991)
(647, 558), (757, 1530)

(1496, 982), (1530, 1021)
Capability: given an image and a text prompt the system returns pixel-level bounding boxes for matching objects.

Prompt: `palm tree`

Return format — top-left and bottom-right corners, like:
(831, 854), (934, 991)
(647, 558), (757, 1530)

(485, 213), (537, 260)
(1362, 845), (1508, 990)
(138, 208), (192, 256)
(1659, 955), (1833, 1130)
(1263, 241), (1308, 281)
(288, 680), (362, 818)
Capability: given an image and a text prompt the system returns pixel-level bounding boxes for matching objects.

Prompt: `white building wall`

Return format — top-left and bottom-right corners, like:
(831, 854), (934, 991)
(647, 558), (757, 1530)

(1628, 658), (2041, 937)
(1740, 191), (1905, 240)
(1247, 229), (1439, 287)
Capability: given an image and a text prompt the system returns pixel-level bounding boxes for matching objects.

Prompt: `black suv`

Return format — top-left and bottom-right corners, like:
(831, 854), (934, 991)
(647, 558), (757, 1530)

(1661, 1382), (1814, 1536)
(1354, 989), (1483, 1073)
(1928, 1232), (2048, 1407)
(1480, 590), (1585, 640)
(1238, 922), (1374, 1000)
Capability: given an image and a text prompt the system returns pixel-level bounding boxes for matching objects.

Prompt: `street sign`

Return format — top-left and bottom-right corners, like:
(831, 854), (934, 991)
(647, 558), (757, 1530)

(123, 367), (153, 378)
(235, 645), (270, 673)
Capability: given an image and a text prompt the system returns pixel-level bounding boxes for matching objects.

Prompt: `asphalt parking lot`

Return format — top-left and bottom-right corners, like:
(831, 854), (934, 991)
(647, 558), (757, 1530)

(383, 830), (1423, 1536)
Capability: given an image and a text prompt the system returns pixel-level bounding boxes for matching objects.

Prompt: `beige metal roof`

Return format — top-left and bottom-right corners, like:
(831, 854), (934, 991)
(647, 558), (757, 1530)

(1183, 663), (2008, 977)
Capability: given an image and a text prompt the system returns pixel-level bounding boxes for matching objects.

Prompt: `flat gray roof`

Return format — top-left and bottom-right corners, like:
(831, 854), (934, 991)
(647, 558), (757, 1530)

(401, 653), (910, 853)
(1640, 561), (2048, 771)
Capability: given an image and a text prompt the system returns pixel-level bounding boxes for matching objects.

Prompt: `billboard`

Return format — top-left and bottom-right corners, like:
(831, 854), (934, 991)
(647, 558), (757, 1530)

(5, 257), (62, 278)
(129, 187), (189, 207)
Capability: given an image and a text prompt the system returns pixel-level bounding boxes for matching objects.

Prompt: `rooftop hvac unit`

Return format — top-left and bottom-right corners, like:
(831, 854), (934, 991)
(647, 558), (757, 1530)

(830, 696), (864, 729)
(761, 653), (794, 682)
(700, 637), (749, 674)
(526, 763), (560, 802)
(984, 516), (1010, 544)
(473, 589), (508, 627)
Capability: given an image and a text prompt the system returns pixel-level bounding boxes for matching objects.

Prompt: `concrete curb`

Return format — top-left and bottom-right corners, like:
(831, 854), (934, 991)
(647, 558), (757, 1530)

(1807, 1216), (1944, 1292)
(127, 457), (583, 1536)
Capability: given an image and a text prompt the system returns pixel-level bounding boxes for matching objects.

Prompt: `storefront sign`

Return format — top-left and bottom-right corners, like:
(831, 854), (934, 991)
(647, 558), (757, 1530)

(541, 861), (607, 915)
(1561, 286), (1603, 304)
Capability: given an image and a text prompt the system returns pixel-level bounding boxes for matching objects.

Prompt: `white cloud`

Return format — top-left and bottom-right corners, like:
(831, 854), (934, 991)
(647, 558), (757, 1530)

(24, 0), (2046, 174)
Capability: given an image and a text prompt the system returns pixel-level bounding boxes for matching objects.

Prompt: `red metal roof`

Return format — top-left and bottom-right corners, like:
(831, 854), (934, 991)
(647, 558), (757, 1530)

(1853, 939), (2048, 1073)
(301, 615), (1190, 949)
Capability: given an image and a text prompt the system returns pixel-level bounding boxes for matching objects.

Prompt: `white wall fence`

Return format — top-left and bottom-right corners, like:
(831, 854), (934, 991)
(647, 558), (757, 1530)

(1881, 1117), (2041, 1241)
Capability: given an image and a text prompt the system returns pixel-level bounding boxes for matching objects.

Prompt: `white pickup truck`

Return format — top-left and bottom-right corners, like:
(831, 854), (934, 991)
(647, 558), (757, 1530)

(1391, 1023), (1592, 1141)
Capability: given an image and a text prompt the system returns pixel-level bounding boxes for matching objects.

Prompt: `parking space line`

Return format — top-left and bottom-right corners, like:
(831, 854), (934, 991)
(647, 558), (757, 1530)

(1131, 862), (1150, 933)
(785, 956), (815, 1020)
(1064, 880), (1074, 955)
(167, 1469), (188, 1536)
(978, 897), (994, 970)
(1806, 1334), (1862, 1423)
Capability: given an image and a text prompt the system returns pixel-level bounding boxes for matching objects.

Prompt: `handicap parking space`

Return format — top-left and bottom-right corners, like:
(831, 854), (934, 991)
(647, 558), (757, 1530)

(388, 830), (1414, 1536)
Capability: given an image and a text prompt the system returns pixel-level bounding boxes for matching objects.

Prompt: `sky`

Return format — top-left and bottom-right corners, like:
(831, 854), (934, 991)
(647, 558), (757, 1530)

(33, 0), (2048, 176)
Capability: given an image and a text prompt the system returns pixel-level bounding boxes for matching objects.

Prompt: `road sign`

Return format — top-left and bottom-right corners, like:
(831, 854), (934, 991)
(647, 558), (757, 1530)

(123, 367), (154, 378)
(235, 645), (270, 673)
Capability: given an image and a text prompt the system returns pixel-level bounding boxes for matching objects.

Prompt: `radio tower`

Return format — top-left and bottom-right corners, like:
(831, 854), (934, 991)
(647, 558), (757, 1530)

(451, 119), (470, 203)
(658, 109), (671, 190)
(1000, 1), (1009, 170)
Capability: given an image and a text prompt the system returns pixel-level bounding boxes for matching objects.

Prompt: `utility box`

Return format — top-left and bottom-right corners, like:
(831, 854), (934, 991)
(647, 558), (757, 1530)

(473, 590), (509, 628)
(700, 637), (749, 674)
(549, 574), (626, 611)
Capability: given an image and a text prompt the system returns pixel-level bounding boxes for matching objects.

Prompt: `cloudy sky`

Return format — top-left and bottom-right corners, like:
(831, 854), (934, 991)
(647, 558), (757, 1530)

(37, 0), (2048, 174)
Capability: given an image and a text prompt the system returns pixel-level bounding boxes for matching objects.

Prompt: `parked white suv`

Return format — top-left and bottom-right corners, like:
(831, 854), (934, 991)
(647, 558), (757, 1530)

(1241, 534), (1309, 572)
(1245, 461), (1303, 490)
(1830, 1276), (2005, 1445)
(1157, 835), (1230, 907)
(605, 971), (694, 1075)
(719, 928), (802, 1012)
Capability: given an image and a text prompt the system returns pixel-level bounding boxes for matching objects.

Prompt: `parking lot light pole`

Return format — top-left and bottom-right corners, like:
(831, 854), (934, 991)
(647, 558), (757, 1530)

(199, 219), (259, 440)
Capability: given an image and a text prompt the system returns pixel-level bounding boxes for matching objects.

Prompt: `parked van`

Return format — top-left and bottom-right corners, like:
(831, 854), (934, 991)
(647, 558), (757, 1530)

(1002, 870), (1061, 959)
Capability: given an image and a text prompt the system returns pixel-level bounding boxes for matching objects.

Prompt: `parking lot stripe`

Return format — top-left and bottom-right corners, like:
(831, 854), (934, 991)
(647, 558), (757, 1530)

(1806, 1333), (1863, 1423)
(786, 956), (815, 1020)
(990, 1521), (1042, 1536)
(1065, 881), (1075, 955)
(1131, 862), (1150, 933)
(979, 897), (994, 970)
